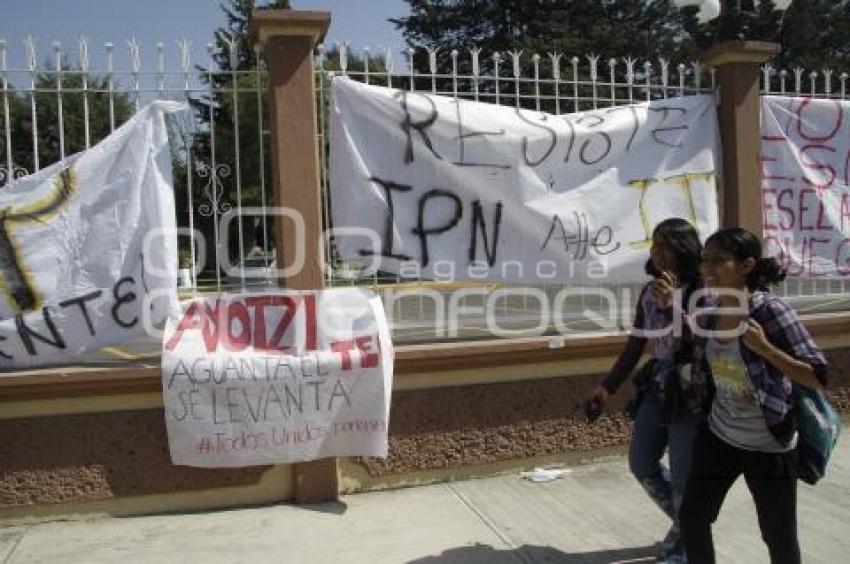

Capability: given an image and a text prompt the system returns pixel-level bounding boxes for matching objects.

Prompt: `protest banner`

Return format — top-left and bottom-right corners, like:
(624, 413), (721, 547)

(762, 96), (850, 276)
(330, 78), (720, 284)
(161, 288), (393, 467)
(0, 101), (182, 369)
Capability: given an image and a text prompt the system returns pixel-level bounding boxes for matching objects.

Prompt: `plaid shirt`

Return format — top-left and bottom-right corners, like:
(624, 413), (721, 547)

(601, 281), (695, 394)
(685, 291), (829, 445)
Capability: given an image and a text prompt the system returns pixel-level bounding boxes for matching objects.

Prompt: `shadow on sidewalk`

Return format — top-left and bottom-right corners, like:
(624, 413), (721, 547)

(407, 542), (657, 563)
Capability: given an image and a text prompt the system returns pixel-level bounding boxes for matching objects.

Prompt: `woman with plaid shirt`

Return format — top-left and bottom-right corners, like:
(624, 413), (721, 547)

(679, 228), (828, 564)
(585, 218), (704, 564)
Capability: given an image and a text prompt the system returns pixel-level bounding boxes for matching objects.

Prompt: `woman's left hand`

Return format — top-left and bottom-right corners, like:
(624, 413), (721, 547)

(743, 318), (824, 390)
(742, 319), (772, 356)
(650, 271), (678, 310)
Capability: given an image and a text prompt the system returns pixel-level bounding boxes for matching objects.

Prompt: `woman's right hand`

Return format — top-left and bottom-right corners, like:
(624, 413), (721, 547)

(583, 386), (609, 422)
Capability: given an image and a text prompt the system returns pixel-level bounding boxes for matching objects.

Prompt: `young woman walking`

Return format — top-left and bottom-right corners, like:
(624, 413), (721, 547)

(585, 217), (704, 563)
(679, 227), (828, 564)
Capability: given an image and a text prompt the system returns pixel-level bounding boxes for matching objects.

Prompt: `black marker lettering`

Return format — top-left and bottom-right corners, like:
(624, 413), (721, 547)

(452, 99), (510, 169)
(412, 189), (463, 267)
(360, 176), (412, 261)
(469, 200), (503, 266)
(516, 109), (557, 166)
(592, 225), (621, 255)
(112, 276), (138, 328)
(396, 91), (442, 163)
(59, 290), (103, 337)
(576, 114), (612, 165)
(15, 307), (66, 356)
(648, 106), (688, 147)
(562, 117), (576, 162)
(605, 105), (640, 152)
(541, 215), (569, 252)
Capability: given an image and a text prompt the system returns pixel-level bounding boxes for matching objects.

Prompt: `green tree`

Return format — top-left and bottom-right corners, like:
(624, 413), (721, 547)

(770, 0), (850, 79)
(391, 1), (699, 111)
(394, 3), (696, 75)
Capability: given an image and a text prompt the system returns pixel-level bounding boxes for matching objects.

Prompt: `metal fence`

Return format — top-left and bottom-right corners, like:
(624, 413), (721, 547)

(762, 64), (850, 98)
(315, 44), (726, 341)
(0, 37), (847, 346)
(316, 43), (850, 339)
(0, 36), (276, 296)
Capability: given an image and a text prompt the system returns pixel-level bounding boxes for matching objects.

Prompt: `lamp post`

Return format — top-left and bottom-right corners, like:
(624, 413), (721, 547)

(672, 1), (793, 36)
(673, 0), (794, 233)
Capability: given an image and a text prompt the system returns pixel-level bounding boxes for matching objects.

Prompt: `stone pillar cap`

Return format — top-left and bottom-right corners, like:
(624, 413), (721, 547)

(249, 9), (331, 46)
(701, 40), (779, 67)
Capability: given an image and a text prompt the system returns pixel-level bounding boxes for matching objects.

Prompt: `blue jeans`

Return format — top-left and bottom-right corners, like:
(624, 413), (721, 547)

(629, 382), (702, 559)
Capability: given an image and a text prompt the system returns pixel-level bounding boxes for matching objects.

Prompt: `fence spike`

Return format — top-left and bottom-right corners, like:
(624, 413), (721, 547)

(157, 42), (165, 75)
(659, 58), (669, 89)
(384, 44), (393, 74)
(338, 41), (348, 73)
(78, 36), (90, 72)
(691, 61), (702, 90)
(549, 52), (561, 80)
(427, 47), (437, 75)
(128, 37), (142, 73)
(177, 39), (191, 73)
(53, 40), (62, 71)
(470, 47), (481, 77)
(588, 54), (599, 82)
(793, 67), (804, 93)
(510, 50), (522, 78)
(625, 57), (636, 85)
(24, 36), (37, 72)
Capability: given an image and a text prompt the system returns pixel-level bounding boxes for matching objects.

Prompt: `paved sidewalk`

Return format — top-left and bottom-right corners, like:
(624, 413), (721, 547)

(2, 439), (849, 564)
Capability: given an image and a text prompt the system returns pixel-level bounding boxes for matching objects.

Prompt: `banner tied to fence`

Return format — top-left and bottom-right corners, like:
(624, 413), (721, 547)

(0, 101), (183, 370)
(762, 96), (850, 277)
(330, 77), (720, 284)
(161, 288), (393, 467)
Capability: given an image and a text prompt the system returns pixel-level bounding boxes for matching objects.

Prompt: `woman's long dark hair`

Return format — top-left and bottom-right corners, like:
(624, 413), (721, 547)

(644, 217), (703, 287)
(705, 227), (786, 291)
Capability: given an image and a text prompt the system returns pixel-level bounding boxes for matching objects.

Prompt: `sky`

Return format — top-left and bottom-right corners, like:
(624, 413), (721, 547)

(0, 0), (409, 72)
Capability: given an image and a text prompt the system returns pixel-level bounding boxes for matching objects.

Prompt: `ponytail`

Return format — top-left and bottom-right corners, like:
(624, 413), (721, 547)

(748, 257), (787, 291)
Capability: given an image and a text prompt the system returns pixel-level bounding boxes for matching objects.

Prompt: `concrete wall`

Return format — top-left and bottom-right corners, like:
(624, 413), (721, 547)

(340, 347), (850, 491)
(2, 340), (847, 523)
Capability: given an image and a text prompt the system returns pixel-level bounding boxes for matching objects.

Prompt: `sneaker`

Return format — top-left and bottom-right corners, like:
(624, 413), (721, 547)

(656, 524), (687, 563)
(657, 552), (688, 564)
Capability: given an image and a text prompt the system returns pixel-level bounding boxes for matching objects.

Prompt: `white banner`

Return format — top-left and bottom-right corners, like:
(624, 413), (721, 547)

(0, 101), (182, 370)
(330, 78), (720, 284)
(161, 288), (393, 467)
(761, 96), (850, 276)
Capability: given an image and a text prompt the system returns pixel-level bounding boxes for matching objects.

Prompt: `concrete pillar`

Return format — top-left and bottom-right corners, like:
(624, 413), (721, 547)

(249, 9), (338, 504)
(701, 40), (778, 234)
